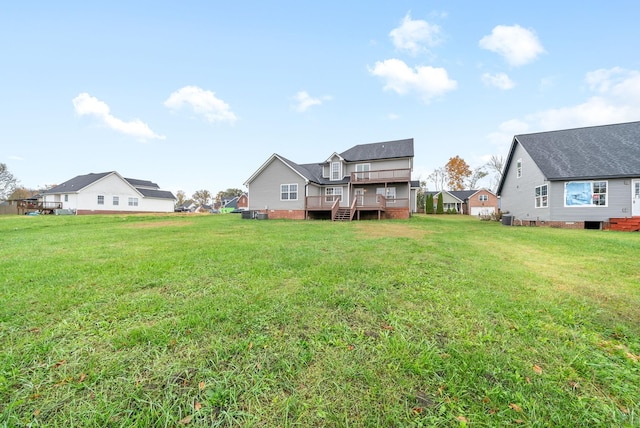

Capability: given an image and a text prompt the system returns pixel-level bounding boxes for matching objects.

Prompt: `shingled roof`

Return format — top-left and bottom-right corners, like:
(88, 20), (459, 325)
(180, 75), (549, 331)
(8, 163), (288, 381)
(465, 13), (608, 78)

(498, 121), (640, 194)
(339, 138), (414, 162)
(42, 171), (175, 200)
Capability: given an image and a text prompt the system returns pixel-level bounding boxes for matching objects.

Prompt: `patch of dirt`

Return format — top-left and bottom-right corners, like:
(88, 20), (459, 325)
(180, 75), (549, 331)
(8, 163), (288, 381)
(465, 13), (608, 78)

(355, 222), (429, 239)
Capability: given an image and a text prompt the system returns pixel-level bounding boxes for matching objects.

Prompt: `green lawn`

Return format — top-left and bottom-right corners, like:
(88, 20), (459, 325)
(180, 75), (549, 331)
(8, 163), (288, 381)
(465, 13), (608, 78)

(1, 214), (638, 427)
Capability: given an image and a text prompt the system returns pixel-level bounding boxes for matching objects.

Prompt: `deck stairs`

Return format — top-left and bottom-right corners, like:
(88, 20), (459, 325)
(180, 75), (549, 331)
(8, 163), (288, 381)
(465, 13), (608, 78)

(609, 217), (640, 232)
(333, 208), (352, 221)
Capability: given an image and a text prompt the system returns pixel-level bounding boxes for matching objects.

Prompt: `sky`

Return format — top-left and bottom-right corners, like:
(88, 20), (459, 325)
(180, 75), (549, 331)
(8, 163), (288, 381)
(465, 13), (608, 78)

(2, 1), (640, 197)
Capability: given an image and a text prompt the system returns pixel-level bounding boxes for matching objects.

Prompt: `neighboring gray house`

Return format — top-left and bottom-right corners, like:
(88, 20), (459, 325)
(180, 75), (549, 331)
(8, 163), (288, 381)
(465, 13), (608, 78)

(244, 139), (419, 220)
(497, 121), (640, 230)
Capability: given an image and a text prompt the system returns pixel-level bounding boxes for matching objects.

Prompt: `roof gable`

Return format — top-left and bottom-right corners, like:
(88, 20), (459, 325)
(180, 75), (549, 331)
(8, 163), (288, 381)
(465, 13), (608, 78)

(43, 172), (113, 194)
(498, 121), (640, 194)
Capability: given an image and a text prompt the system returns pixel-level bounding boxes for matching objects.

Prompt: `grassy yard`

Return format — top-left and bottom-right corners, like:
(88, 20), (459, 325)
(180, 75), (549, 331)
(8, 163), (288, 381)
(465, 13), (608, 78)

(0, 213), (638, 427)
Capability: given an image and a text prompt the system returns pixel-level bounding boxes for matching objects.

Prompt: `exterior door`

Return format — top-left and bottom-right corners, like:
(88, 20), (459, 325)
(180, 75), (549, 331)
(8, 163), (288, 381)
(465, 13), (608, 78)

(633, 179), (640, 216)
(354, 188), (365, 206)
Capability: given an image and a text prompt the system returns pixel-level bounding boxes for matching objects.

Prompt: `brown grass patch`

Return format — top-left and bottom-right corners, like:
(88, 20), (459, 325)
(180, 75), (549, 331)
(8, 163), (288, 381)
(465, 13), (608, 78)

(355, 222), (429, 239)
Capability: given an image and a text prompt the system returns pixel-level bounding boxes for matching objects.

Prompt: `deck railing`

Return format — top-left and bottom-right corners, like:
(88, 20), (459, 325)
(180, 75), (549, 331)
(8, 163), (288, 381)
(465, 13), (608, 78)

(17, 201), (63, 210)
(306, 196), (342, 210)
(351, 168), (411, 183)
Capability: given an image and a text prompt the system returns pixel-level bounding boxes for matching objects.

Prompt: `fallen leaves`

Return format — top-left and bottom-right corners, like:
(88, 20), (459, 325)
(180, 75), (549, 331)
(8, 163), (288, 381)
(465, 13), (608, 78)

(509, 403), (523, 412)
(533, 364), (543, 374)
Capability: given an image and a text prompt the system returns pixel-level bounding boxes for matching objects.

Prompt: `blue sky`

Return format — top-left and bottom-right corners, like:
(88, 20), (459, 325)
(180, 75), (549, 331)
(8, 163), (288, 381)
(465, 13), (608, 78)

(2, 1), (640, 196)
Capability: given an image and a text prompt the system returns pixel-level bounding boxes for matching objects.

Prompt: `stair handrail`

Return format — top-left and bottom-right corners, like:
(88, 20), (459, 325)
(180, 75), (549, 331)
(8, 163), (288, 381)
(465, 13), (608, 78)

(349, 197), (357, 220)
(331, 198), (340, 220)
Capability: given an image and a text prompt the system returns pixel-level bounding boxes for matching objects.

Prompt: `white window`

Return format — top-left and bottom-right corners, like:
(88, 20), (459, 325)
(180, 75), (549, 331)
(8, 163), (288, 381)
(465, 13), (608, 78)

(64, 194), (68, 202)
(325, 187), (343, 202)
(113, 196), (119, 206)
(479, 194), (488, 202)
(355, 163), (370, 181)
(280, 184), (298, 201)
(331, 162), (341, 181)
(535, 184), (548, 208)
(564, 181), (607, 207)
(97, 195), (104, 205)
(128, 197), (139, 206)
(516, 159), (522, 178)
(377, 187), (396, 202)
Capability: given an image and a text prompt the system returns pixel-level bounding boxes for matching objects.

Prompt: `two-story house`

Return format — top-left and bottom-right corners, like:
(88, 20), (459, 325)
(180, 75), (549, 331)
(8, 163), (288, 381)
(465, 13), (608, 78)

(244, 139), (419, 220)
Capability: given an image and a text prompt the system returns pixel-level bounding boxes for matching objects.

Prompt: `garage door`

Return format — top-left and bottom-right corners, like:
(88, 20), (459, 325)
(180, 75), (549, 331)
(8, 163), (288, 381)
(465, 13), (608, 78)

(471, 207), (495, 216)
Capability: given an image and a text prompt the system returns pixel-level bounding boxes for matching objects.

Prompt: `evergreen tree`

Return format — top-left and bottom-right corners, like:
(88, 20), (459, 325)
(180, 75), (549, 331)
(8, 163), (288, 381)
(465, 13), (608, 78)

(425, 194), (434, 214)
(436, 194), (444, 214)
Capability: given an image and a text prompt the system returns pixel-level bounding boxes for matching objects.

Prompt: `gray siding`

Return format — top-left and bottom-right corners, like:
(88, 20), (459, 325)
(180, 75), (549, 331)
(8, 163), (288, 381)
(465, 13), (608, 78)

(248, 158), (307, 211)
(502, 142), (637, 221)
(549, 178), (633, 221)
(344, 158), (410, 175)
(499, 142), (549, 221)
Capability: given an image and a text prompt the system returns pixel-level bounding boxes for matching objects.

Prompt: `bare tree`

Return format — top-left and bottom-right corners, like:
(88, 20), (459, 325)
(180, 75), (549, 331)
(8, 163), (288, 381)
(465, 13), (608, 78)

(466, 167), (489, 190)
(175, 190), (187, 207)
(428, 167), (447, 191)
(486, 155), (505, 191)
(0, 163), (18, 200)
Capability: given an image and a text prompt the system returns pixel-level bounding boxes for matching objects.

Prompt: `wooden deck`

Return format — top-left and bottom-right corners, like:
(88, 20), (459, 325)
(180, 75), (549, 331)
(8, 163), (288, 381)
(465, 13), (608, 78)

(306, 195), (409, 221)
(609, 217), (640, 232)
(16, 200), (63, 215)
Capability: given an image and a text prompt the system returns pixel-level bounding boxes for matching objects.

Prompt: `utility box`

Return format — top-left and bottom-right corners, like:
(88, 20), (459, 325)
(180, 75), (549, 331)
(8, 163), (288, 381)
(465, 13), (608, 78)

(501, 215), (513, 226)
(256, 212), (268, 220)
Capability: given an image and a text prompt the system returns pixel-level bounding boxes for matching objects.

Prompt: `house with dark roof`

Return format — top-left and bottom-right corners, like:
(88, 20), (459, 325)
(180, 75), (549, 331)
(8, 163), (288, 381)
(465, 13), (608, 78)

(40, 171), (176, 215)
(244, 139), (419, 220)
(429, 189), (499, 216)
(497, 121), (640, 230)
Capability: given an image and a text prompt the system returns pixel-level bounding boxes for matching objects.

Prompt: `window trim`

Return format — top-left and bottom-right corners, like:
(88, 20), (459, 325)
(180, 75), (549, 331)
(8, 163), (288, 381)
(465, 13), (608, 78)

(516, 158), (522, 178)
(113, 196), (119, 206)
(325, 187), (343, 203)
(478, 194), (488, 202)
(535, 184), (548, 208)
(97, 195), (104, 205)
(355, 163), (371, 181)
(564, 181), (608, 207)
(280, 183), (298, 201)
(330, 162), (342, 181)
(377, 187), (396, 203)
(128, 197), (139, 207)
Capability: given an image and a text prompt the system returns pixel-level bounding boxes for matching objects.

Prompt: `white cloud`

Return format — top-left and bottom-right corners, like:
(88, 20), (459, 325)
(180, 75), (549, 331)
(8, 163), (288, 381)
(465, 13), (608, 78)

(72, 93), (165, 141)
(369, 58), (457, 103)
(9, 155), (24, 161)
(389, 13), (442, 56)
(488, 67), (640, 146)
(479, 25), (545, 66)
(164, 86), (237, 123)
(482, 72), (515, 90)
(292, 91), (332, 112)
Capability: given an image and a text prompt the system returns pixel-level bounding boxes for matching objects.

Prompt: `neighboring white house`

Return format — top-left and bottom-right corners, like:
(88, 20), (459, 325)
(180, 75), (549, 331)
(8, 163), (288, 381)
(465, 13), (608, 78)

(41, 171), (176, 214)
